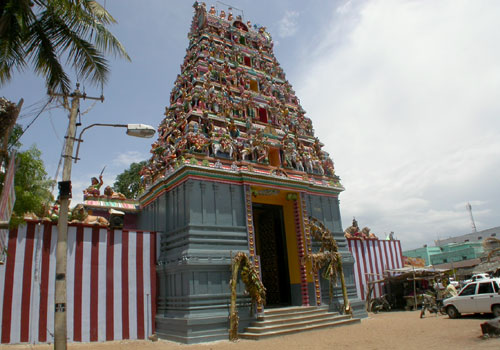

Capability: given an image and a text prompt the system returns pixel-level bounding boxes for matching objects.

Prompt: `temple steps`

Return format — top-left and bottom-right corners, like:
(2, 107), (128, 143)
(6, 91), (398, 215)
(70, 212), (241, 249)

(239, 305), (360, 340)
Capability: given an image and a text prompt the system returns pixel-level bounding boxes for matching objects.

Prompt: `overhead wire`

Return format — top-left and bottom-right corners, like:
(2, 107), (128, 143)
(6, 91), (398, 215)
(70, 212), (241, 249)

(47, 110), (62, 142)
(8, 97), (54, 150)
(51, 141), (65, 192)
(17, 97), (56, 119)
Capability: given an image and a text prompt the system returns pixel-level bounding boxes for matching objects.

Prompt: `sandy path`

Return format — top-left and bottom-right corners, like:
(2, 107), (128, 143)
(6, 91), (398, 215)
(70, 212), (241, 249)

(2, 311), (499, 350)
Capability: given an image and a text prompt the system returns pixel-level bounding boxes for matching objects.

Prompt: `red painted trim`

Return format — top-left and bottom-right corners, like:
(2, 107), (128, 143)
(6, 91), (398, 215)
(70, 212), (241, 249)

(89, 226), (100, 341)
(365, 240), (375, 285)
(136, 233), (145, 339)
(105, 229), (115, 341)
(368, 241), (379, 297)
(1, 228), (18, 343)
(359, 241), (368, 300)
(353, 240), (364, 300)
(73, 226), (84, 341)
(382, 240), (390, 270)
(150, 232), (157, 334)
(376, 241), (384, 296)
(121, 231), (130, 339)
(20, 222), (36, 342)
(293, 201), (309, 306)
(396, 240), (404, 268)
(388, 241), (396, 269)
(38, 223), (52, 342)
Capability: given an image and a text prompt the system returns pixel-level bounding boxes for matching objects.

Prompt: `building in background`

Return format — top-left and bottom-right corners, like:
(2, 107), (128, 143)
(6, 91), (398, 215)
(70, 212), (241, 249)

(403, 245), (442, 266)
(403, 226), (500, 279)
(430, 242), (484, 265)
(435, 226), (500, 246)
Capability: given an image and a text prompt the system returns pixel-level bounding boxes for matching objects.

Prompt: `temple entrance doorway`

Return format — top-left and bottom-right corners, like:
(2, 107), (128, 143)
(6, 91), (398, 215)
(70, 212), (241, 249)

(252, 203), (291, 307)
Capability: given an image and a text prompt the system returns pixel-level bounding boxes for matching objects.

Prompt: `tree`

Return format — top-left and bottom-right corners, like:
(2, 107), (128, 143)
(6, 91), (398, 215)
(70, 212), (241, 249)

(11, 145), (54, 226)
(113, 160), (146, 199)
(0, 0), (130, 94)
(0, 124), (54, 227)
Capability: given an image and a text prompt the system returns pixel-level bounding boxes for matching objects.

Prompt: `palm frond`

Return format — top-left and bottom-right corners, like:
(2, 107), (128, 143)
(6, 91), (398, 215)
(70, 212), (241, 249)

(68, 38), (109, 87)
(60, 4), (130, 61)
(92, 21), (130, 60)
(1, 0), (129, 92)
(27, 18), (71, 94)
(44, 1), (129, 61)
(82, 0), (117, 25)
(37, 8), (109, 87)
(0, 0), (33, 84)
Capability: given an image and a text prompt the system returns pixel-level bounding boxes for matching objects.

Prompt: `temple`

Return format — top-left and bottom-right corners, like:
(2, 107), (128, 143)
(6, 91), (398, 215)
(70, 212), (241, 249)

(137, 3), (367, 343)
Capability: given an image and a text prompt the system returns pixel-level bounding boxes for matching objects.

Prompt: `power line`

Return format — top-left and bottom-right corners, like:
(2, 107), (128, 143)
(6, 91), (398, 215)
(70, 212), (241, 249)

(47, 110), (62, 142)
(8, 97), (54, 149)
(51, 141), (65, 193)
(17, 98), (49, 119)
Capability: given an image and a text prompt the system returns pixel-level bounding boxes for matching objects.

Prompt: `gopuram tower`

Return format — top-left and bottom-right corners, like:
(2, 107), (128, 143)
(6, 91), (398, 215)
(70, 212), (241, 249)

(138, 3), (366, 343)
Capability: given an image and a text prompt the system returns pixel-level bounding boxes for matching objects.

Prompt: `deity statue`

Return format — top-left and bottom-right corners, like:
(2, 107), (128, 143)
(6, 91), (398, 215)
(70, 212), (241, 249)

(84, 175), (103, 197)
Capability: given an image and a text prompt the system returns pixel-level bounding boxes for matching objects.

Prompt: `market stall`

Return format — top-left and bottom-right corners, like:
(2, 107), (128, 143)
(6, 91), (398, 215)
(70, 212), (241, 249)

(366, 267), (448, 311)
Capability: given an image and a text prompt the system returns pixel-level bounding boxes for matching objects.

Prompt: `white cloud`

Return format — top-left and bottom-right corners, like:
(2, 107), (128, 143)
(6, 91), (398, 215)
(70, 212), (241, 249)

(67, 178), (89, 209)
(296, 0), (500, 249)
(113, 151), (148, 167)
(277, 10), (300, 38)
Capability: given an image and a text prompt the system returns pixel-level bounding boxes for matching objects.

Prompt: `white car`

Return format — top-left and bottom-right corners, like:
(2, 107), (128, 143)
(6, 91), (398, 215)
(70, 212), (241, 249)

(443, 279), (500, 318)
(462, 273), (490, 286)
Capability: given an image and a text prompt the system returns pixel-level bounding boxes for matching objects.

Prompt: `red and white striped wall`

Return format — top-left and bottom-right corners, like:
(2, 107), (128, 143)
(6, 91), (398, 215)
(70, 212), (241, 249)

(347, 238), (403, 300)
(0, 221), (157, 344)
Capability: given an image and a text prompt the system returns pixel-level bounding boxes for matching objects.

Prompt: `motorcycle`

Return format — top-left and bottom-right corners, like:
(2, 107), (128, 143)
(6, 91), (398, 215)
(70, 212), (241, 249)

(370, 294), (391, 313)
(420, 295), (446, 318)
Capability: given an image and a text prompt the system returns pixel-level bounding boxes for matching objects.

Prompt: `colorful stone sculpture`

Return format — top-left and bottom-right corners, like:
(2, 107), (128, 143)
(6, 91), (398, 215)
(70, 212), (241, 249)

(142, 2), (340, 188)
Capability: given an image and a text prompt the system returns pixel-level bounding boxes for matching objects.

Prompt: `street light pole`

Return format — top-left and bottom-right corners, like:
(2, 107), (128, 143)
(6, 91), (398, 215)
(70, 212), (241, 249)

(51, 85), (103, 350)
(53, 90), (78, 350)
(73, 123), (155, 163)
(50, 85), (154, 349)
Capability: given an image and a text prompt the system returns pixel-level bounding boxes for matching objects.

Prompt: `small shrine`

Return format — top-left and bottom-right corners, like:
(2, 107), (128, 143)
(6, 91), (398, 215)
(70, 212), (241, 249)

(137, 3), (366, 343)
(80, 175), (140, 229)
(344, 217), (379, 240)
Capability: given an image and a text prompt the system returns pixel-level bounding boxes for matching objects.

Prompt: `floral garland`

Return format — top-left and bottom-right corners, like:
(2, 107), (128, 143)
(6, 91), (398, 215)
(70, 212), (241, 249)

(306, 216), (351, 315)
(229, 252), (266, 341)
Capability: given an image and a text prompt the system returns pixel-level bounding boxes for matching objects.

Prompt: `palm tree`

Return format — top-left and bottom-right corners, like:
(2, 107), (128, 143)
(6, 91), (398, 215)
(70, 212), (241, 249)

(0, 0), (130, 94)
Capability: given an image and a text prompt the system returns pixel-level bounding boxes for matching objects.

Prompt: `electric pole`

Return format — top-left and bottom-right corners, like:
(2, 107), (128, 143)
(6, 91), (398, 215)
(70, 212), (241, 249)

(50, 84), (103, 349)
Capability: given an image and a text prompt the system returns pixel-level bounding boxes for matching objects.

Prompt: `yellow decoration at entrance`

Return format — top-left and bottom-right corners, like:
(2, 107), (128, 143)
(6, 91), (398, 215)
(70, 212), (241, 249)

(250, 186), (303, 284)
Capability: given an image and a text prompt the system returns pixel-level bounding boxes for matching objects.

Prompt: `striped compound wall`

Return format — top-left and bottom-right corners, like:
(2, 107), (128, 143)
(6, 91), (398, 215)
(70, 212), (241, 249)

(347, 238), (404, 300)
(0, 221), (157, 344)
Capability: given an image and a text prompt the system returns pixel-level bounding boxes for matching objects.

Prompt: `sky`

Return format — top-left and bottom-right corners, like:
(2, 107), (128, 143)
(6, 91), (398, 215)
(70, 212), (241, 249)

(2, 0), (500, 250)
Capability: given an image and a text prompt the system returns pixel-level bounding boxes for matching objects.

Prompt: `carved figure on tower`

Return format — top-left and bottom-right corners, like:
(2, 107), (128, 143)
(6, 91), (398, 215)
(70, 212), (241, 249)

(141, 2), (341, 189)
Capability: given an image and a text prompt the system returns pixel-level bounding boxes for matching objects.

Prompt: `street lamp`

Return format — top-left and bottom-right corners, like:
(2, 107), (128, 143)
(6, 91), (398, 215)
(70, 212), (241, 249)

(53, 83), (155, 350)
(74, 123), (156, 163)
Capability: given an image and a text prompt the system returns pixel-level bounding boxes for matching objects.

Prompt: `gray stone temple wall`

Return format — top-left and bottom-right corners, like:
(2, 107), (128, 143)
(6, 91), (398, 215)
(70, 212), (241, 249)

(139, 179), (252, 343)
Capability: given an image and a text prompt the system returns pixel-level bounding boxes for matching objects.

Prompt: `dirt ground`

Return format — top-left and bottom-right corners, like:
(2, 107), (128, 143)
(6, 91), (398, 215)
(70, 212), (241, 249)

(2, 310), (499, 350)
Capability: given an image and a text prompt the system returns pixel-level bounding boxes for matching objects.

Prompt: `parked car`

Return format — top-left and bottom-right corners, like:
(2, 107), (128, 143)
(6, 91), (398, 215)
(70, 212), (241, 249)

(462, 273), (490, 286)
(443, 279), (500, 318)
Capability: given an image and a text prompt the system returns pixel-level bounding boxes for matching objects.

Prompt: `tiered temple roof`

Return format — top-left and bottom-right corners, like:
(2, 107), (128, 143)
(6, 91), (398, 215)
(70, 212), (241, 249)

(141, 3), (341, 190)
